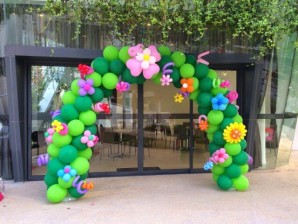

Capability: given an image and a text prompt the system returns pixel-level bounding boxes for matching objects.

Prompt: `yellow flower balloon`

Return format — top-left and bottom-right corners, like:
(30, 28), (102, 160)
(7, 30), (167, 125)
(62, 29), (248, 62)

(51, 120), (63, 132)
(174, 93), (184, 103)
(223, 122), (247, 144)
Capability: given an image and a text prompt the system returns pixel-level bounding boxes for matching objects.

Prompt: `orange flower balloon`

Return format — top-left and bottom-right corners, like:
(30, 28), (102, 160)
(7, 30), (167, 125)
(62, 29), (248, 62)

(199, 120), (209, 131)
(180, 78), (194, 93)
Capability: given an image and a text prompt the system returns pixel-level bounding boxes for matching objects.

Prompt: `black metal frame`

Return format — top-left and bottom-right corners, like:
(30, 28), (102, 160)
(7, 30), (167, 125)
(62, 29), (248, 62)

(4, 45), (256, 181)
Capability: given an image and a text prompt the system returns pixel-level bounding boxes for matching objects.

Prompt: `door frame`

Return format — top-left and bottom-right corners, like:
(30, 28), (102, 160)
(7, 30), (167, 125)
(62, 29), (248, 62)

(5, 45), (256, 181)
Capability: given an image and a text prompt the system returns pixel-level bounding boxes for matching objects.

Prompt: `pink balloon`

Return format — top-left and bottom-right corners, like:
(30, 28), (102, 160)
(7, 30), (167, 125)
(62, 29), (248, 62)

(87, 142), (95, 148)
(128, 44), (144, 57)
(148, 45), (161, 62)
(46, 136), (52, 143)
(143, 64), (160, 79)
(81, 136), (88, 143)
(126, 59), (143, 76)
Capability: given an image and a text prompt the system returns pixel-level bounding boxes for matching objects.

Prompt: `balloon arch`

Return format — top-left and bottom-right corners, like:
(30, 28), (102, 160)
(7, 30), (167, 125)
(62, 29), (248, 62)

(43, 44), (252, 203)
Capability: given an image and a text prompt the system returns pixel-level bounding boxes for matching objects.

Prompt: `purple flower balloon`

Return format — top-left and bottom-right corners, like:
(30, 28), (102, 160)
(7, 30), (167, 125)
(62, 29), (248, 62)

(78, 78), (95, 96)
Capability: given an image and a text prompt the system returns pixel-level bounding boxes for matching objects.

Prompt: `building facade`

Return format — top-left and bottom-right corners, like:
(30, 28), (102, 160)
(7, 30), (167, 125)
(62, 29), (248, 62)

(0, 2), (297, 181)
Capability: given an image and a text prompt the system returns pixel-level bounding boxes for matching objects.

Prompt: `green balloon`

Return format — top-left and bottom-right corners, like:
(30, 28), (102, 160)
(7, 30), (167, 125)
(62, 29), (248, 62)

(213, 174), (219, 182)
(190, 89), (199, 100)
(218, 156), (232, 167)
(68, 119), (85, 136)
(47, 158), (65, 176)
(223, 104), (238, 118)
(122, 68), (138, 84)
(79, 110), (96, 126)
(58, 176), (75, 188)
(102, 72), (118, 90)
(74, 96), (92, 112)
(85, 124), (98, 135)
(110, 59), (125, 76)
(225, 143), (241, 156)
(240, 164), (249, 174)
(220, 118), (234, 130)
(185, 54), (196, 66)
(90, 87), (104, 103)
(233, 151), (249, 165)
(158, 45), (171, 56)
(47, 144), (60, 158)
(78, 148), (93, 160)
(225, 164), (241, 178)
(233, 114), (243, 123)
(207, 69), (218, 79)
(211, 164), (225, 175)
(100, 86), (113, 97)
(172, 79), (182, 88)
(208, 142), (222, 155)
(61, 104), (79, 122)
(136, 74), (146, 84)
(240, 139), (247, 150)
(171, 67), (181, 82)
(206, 124), (219, 134)
(86, 72), (102, 87)
(180, 63), (195, 78)
(217, 175), (233, 190)
(198, 106), (211, 115)
(211, 87), (228, 96)
(199, 77), (213, 92)
(92, 57), (109, 75)
(171, 51), (186, 68)
(207, 133), (214, 142)
(58, 145), (78, 163)
(207, 110), (224, 125)
(52, 133), (72, 148)
(197, 92), (213, 107)
(152, 73), (162, 85)
(44, 172), (58, 187)
(72, 135), (88, 151)
(119, 46), (130, 63)
(103, 45), (119, 61)
(213, 130), (226, 146)
(68, 187), (84, 199)
(158, 55), (172, 68)
(47, 184), (68, 203)
(194, 63), (209, 79)
(79, 172), (88, 181)
(62, 91), (76, 104)
(232, 175), (249, 191)
(191, 77), (199, 90)
(70, 157), (90, 175)
(70, 79), (80, 96)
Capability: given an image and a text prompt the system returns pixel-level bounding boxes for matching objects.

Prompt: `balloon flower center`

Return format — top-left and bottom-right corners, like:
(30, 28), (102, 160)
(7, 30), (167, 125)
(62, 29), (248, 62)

(89, 136), (94, 140)
(183, 83), (188, 88)
(143, 54), (150, 61)
(230, 129), (241, 139)
(64, 168), (71, 173)
(84, 84), (91, 91)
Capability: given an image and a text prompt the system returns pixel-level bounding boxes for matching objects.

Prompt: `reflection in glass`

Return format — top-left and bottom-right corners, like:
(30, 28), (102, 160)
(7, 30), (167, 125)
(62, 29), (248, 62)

(31, 66), (79, 176)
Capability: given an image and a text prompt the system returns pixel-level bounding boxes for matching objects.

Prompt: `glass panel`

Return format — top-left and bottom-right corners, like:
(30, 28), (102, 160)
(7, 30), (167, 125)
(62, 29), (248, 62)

(31, 66), (79, 176)
(143, 80), (190, 169)
(256, 34), (298, 169)
(91, 85), (138, 172)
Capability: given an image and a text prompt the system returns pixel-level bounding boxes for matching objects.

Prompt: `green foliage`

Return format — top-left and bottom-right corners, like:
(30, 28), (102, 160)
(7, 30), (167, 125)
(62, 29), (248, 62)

(32, 0), (298, 56)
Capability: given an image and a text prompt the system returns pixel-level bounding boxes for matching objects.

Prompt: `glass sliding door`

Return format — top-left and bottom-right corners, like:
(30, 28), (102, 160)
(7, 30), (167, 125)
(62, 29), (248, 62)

(30, 65), (139, 176)
(143, 80), (191, 170)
